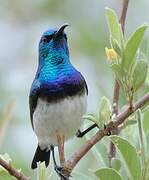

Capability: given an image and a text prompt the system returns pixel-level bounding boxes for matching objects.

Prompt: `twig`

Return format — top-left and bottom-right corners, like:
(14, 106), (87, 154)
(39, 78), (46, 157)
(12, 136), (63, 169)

(0, 157), (30, 180)
(0, 100), (16, 147)
(108, 0), (129, 166)
(119, 0), (129, 34)
(63, 92), (149, 175)
(112, 80), (120, 117)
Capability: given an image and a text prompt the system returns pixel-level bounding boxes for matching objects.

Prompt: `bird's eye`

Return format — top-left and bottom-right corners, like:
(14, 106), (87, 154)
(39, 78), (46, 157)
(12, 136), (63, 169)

(42, 35), (53, 43)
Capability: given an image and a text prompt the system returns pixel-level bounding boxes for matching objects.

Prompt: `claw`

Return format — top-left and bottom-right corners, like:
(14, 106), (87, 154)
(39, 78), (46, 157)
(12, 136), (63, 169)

(54, 165), (69, 180)
(76, 129), (82, 138)
(51, 145), (70, 179)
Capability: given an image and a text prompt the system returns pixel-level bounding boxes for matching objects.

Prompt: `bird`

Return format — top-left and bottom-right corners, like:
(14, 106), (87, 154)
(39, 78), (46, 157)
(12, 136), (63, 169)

(29, 24), (88, 179)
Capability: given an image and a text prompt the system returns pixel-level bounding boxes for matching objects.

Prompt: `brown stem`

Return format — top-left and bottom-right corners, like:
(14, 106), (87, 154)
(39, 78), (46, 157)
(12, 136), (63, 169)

(64, 92), (149, 175)
(108, 0), (129, 166)
(0, 157), (30, 180)
(112, 80), (120, 116)
(120, 0), (129, 34)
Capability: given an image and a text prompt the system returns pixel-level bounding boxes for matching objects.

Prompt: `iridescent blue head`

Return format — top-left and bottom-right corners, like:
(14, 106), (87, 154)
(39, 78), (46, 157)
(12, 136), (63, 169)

(39, 24), (70, 64)
(31, 23), (88, 102)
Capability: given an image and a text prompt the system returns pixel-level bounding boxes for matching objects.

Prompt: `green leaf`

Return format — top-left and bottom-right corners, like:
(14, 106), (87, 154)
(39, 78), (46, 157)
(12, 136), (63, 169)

(111, 158), (121, 172)
(124, 119), (137, 127)
(95, 168), (123, 180)
(106, 8), (124, 47)
(145, 70), (149, 86)
(122, 24), (148, 70)
(110, 37), (122, 56)
(111, 135), (141, 180)
(132, 60), (148, 91)
(98, 96), (111, 125)
(91, 140), (109, 167)
(37, 162), (52, 180)
(83, 114), (99, 126)
(137, 109), (147, 166)
(143, 110), (149, 134)
(72, 172), (92, 180)
(0, 171), (12, 180)
(111, 63), (124, 82)
(143, 158), (149, 180)
(146, 131), (149, 153)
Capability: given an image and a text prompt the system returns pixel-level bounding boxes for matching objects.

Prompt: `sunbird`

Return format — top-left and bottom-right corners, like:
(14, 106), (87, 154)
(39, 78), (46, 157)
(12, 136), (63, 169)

(29, 24), (88, 179)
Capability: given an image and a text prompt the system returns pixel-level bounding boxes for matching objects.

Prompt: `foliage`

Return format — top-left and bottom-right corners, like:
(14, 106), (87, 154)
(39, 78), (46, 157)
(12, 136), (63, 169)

(106, 8), (148, 106)
(84, 8), (149, 180)
(37, 163), (52, 180)
(83, 96), (112, 127)
(95, 168), (123, 180)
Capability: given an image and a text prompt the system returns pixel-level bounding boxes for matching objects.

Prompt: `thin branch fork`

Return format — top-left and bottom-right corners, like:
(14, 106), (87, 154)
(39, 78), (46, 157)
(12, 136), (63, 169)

(64, 92), (149, 174)
(0, 157), (30, 180)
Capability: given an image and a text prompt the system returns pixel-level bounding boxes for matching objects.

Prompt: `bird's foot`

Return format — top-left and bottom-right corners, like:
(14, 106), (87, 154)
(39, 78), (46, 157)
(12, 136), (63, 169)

(76, 123), (98, 138)
(51, 145), (70, 180)
(55, 165), (70, 180)
(104, 124), (111, 136)
(76, 129), (83, 138)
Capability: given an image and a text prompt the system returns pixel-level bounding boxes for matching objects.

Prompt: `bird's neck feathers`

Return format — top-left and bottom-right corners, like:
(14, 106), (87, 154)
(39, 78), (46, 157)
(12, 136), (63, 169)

(36, 46), (75, 82)
(38, 38), (71, 67)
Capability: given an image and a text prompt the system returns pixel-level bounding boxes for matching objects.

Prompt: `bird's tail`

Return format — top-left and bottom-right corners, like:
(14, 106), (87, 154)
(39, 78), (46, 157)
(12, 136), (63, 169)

(31, 145), (50, 169)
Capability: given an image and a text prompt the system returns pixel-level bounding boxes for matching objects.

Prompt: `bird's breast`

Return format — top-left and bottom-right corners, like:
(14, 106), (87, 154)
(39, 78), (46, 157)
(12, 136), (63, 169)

(33, 94), (87, 149)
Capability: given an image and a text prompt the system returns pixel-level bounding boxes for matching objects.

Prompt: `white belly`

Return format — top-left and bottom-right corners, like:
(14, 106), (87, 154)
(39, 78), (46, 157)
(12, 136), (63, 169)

(33, 95), (87, 149)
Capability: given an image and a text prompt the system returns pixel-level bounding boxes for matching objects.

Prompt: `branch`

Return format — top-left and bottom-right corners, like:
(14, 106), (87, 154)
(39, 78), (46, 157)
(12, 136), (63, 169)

(0, 157), (30, 180)
(64, 92), (149, 174)
(108, 0), (129, 166)
(112, 80), (120, 116)
(120, 0), (129, 34)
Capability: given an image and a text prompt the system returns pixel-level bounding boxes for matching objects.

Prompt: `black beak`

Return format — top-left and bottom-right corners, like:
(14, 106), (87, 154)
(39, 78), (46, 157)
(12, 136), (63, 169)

(55, 23), (70, 38)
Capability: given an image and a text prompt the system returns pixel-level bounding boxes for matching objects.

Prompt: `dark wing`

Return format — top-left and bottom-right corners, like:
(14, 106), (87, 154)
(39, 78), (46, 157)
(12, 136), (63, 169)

(76, 71), (88, 95)
(29, 79), (40, 128)
(84, 79), (88, 95)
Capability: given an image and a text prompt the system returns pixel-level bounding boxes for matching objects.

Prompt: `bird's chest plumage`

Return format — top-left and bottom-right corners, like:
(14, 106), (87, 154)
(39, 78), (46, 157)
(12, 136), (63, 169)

(33, 94), (87, 149)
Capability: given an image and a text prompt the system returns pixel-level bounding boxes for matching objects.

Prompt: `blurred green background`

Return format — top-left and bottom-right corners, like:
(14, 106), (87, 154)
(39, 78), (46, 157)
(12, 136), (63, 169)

(0, 0), (149, 179)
